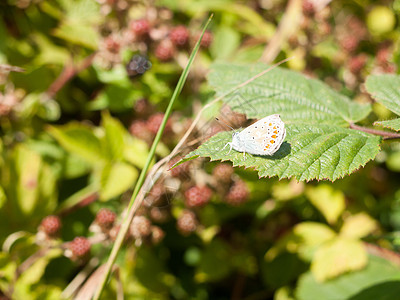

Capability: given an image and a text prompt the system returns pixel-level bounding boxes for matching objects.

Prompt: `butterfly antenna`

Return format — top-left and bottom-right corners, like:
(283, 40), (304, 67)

(215, 117), (235, 131)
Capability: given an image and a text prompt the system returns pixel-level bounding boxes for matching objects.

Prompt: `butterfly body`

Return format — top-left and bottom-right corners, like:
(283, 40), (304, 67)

(223, 114), (286, 156)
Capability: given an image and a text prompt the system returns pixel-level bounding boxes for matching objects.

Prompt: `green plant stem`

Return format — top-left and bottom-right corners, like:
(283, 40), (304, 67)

(92, 15), (213, 300)
(350, 123), (400, 140)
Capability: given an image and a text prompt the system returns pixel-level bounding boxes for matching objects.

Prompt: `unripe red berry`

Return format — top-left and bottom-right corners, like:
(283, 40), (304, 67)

(146, 113), (172, 135)
(149, 207), (169, 223)
(177, 210), (198, 235)
(199, 30), (213, 48)
(348, 54), (367, 74)
(69, 237), (91, 258)
(130, 120), (153, 143)
(169, 156), (190, 178)
(339, 36), (359, 53)
(95, 208), (116, 229)
(225, 180), (249, 206)
(184, 185), (212, 208)
(130, 19), (150, 37)
(39, 215), (61, 237)
(104, 36), (120, 53)
(130, 216), (152, 239)
(151, 226), (165, 244)
(213, 164), (234, 183)
(302, 0), (315, 16)
(170, 26), (190, 47)
(155, 40), (175, 62)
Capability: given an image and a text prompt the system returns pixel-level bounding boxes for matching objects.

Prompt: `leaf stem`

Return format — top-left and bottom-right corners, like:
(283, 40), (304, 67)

(350, 123), (400, 140)
(92, 15), (213, 300)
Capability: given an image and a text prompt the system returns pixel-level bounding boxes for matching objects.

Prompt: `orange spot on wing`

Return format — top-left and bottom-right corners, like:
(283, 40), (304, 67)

(273, 126), (277, 129)
(266, 144), (270, 148)
(273, 130), (278, 134)
(272, 135), (277, 138)
(270, 140), (275, 144)
(269, 123), (272, 126)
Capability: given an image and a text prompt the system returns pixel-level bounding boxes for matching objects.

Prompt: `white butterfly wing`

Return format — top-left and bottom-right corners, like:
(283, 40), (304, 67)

(236, 114), (286, 155)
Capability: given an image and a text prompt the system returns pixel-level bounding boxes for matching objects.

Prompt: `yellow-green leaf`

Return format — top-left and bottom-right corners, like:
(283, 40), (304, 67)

(306, 185), (345, 224)
(311, 237), (367, 282)
(340, 213), (379, 239)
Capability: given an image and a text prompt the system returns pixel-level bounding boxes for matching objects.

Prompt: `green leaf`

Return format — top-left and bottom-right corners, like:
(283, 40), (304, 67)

(99, 162), (138, 201)
(101, 112), (125, 160)
(208, 63), (371, 125)
(184, 124), (382, 181)
(374, 118), (400, 131)
(53, 22), (99, 49)
(210, 26), (241, 60)
(305, 185), (345, 224)
(48, 123), (106, 165)
(366, 74), (400, 115)
(296, 255), (400, 300)
(311, 237), (367, 282)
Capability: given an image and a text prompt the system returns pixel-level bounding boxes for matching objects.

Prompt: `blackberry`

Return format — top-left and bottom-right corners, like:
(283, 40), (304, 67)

(126, 55), (152, 77)
(302, 0), (315, 16)
(130, 19), (150, 37)
(130, 216), (152, 239)
(177, 210), (198, 235)
(151, 226), (165, 244)
(134, 98), (153, 118)
(95, 208), (116, 230)
(213, 164), (234, 183)
(339, 36), (359, 53)
(68, 237), (91, 258)
(155, 40), (175, 62)
(348, 54), (367, 74)
(130, 120), (153, 143)
(170, 26), (190, 47)
(39, 215), (61, 237)
(226, 180), (249, 206)
(184, 185), (212, 208)
(146, 113), (172, 135)
(169, 156), (190, 178)
(198, 30), (213, 48)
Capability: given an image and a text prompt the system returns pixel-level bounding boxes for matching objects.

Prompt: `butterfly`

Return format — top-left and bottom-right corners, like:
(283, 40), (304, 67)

(222, 114), (286, 158)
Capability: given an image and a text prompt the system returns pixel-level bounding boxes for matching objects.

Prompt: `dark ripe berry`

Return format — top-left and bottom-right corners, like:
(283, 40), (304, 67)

(151, 226), (165, 244)
(40, 215), (61, 236)
(348, 54), (367, 74)
(339, 36), (359, 53)
(146, 113), (172, 135)
(184, 185), (212, 208)
(130, 19), (150, 37)
(225, 180), (249, 206)
(198, 30), (213, 48)
(104, 36), (120, 53)
(169, 156), (190, 178)
(155, 40), (175, 61)
(213, 164), (234, 183)
(130, 120), (153, 143)
(177, 209), (198, 235)
(134, 98), (153, 118)
(95, 208), (116, 229)
(69, 237), (91, 258)
(170, 26), (190, 47)
(302, 0), (315, 16)
(126, 55), (152, 77)
(130, 216), (152, 239)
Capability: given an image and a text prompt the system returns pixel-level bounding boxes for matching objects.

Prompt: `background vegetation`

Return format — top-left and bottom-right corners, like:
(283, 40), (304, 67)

(1, 0), (400, 299)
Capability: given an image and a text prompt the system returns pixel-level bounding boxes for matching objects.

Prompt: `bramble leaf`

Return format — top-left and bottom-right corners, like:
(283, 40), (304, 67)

(366, 74), (400, 115)
(184, 124), (381, 181)
(374, 118), (400, 131)
(208, 63), (371, 125)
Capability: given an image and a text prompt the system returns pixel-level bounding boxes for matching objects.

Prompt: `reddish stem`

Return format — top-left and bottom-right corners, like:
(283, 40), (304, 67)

(350, 123), (400, 140)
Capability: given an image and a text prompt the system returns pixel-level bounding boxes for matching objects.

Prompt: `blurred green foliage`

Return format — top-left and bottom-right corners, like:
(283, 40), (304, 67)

(1, 0), (400, 299)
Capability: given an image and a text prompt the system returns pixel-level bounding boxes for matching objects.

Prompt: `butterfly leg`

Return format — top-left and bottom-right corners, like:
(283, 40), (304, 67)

(221, 142), (233, 154)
